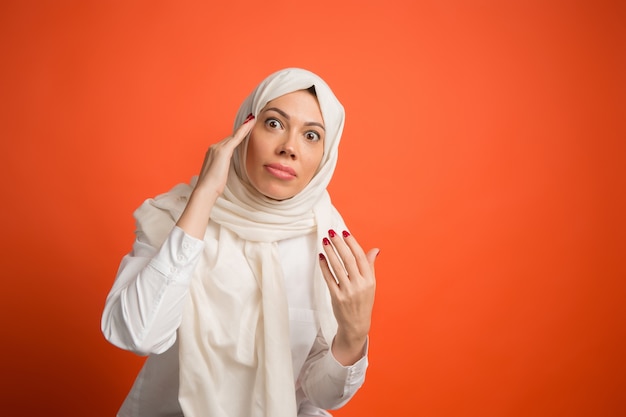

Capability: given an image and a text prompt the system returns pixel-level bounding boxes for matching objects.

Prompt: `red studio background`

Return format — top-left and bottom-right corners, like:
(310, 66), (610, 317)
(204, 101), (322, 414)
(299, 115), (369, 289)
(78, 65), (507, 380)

(1, 1), (625, 415)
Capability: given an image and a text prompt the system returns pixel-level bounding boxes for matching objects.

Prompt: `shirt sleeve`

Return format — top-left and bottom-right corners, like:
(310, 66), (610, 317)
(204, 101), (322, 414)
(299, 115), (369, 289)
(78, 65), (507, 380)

(298, 330), (369, 410)
(101, 226), (204, 355)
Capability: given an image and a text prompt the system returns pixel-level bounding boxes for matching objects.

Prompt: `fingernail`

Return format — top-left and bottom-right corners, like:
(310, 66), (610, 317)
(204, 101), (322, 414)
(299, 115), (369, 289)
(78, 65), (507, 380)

(328, 229), (336, 238)
(323, 237), (330, 246)
(342, 230), (350, 238)
(244, 113), (254, 123)
(319, 253), (326, 261)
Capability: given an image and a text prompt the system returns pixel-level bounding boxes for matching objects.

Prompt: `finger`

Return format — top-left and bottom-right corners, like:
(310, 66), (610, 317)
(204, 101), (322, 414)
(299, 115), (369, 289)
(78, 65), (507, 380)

(328, 229), (362, 281)
(318, 253), (340, 293)
(365, 248), (380, 268)
(340, 230), (378, 280)
(220, 114), (256, 151)
(232, 114), (256, 142)
(322, 236), (351, 287)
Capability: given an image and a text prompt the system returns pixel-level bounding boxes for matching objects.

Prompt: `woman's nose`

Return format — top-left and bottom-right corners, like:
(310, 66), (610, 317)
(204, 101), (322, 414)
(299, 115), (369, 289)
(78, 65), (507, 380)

(277, 133), (297, 158)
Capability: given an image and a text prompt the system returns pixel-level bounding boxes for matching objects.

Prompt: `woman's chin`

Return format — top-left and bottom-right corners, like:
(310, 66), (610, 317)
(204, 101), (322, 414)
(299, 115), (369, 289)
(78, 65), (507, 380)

(254, 187), (297, 202)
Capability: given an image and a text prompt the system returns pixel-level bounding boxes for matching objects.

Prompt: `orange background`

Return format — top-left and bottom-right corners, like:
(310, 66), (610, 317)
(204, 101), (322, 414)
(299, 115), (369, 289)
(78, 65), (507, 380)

(1, 0), (625, 415)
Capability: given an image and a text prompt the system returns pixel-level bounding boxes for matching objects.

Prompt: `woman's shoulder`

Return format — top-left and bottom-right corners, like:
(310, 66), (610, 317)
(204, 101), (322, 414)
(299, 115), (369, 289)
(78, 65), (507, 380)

(131, 178), (196, 245)
(135, 180), (194, 221)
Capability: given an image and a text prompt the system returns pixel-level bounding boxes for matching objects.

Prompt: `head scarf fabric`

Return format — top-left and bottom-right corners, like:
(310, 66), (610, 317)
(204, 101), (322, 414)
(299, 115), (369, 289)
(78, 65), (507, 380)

(207, 68), (345, 242)
(174, 68), (346, 416)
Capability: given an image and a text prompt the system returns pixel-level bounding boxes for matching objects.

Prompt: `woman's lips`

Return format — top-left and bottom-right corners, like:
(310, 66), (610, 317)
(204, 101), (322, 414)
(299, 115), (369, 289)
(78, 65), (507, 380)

(265, 163), (297, 180)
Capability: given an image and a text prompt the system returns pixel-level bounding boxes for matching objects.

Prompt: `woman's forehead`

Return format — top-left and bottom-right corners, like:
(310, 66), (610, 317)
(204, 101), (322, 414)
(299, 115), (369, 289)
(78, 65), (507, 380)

(259, 90), (324, 123)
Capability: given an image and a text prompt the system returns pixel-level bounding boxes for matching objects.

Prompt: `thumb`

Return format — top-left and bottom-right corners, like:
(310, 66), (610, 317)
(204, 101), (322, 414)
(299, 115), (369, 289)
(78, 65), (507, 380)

(366, 248), (380, 266)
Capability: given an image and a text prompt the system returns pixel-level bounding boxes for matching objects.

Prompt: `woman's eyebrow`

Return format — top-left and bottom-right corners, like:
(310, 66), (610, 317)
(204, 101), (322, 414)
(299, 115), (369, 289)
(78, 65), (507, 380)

(264, 107), (326, 131)
(264, 107), (290, 119)
(305, 121), (325, 131)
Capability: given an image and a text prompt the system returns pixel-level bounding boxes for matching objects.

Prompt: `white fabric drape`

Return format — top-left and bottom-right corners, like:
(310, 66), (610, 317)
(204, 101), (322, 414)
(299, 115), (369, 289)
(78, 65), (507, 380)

(172, 68), (346, 417)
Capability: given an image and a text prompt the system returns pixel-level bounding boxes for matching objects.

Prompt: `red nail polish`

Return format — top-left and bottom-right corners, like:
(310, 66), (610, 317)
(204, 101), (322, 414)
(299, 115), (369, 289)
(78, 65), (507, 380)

(342, 230), (350, 238)
(319, 253), (326, 261)
(328, 229), (336, 238)
(244, 113), (254, 123)
(323, 237), (330, 246)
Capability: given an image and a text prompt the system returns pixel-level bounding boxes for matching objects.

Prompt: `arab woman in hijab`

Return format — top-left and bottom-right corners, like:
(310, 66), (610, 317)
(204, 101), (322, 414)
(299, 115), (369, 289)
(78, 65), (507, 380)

(102, 68), (379, 417)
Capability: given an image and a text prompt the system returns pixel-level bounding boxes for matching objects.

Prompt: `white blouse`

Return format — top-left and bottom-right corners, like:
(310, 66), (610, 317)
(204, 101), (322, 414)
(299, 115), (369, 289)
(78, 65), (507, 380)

(102, 226), (368, 417)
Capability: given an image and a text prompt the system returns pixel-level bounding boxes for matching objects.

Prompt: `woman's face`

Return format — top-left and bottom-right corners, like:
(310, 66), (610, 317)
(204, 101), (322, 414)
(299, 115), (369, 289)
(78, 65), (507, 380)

(245, 89), (325, 200)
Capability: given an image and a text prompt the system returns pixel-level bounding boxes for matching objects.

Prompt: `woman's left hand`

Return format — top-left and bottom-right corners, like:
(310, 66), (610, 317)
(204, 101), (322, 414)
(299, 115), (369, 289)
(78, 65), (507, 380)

(319, 229), (379, 366)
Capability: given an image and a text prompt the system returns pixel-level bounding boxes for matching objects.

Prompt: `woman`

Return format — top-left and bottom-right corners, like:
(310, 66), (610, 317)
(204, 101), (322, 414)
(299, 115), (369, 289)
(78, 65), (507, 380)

(102, 68), (379, 417)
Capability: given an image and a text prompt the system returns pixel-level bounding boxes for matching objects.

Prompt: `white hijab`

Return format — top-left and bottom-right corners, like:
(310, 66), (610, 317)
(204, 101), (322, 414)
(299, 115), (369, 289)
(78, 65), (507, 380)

(175, 68), (347, 416)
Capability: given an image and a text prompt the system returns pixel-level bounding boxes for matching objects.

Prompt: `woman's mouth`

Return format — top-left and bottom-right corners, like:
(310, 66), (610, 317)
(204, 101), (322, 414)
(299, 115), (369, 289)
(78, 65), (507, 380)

(264, 163), (297, 180)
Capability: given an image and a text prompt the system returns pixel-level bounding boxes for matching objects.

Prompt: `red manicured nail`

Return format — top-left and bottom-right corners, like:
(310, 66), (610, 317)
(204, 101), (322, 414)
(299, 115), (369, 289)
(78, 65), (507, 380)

(319, 253), (326, 261)
(342, 230), (350, 238)
(323, 237), (330, 246)
(328, 229), (336, 238)
(244, 113), (255, 123)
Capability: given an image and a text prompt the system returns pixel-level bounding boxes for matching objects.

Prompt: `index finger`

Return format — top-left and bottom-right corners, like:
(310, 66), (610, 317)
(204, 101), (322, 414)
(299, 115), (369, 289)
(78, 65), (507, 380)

(230, 114), (256, 145)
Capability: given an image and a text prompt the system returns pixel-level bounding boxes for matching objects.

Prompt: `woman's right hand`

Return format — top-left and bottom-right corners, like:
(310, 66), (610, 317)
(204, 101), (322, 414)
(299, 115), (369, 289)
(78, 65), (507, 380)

(195, 113), (256, 196)
(176, 114), (256, 239)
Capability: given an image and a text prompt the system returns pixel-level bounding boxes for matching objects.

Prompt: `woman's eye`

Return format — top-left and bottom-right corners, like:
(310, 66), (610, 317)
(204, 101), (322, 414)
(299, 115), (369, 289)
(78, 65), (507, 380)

(266, 118), (282, 129)
(305, 131), (321, 142)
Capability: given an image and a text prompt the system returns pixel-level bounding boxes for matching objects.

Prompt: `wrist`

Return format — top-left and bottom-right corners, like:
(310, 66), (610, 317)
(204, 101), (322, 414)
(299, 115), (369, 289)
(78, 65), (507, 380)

(190, 181), (221, 203)
(331, 331), (367, 366)
(176, 185), (219, 240)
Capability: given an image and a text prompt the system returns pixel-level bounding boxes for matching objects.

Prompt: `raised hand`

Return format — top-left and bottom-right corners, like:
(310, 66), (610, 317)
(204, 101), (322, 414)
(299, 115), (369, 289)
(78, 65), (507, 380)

(195, 113), (256, 196)
(176, 114), (256, 239)
(319, 229), (378, 365)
